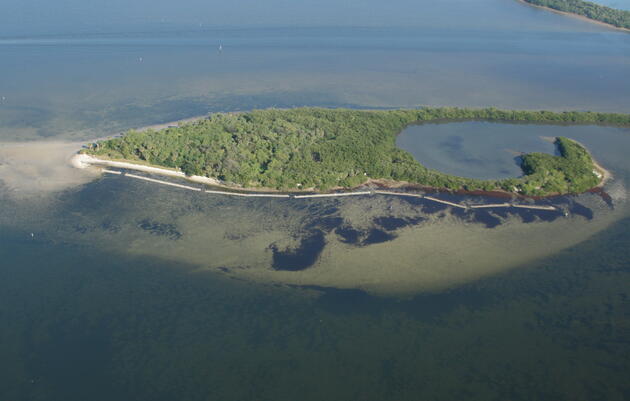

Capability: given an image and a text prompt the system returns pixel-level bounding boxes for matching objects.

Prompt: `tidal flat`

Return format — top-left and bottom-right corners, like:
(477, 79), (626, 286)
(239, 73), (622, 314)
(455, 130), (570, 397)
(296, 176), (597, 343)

(1, 161), (625, 297)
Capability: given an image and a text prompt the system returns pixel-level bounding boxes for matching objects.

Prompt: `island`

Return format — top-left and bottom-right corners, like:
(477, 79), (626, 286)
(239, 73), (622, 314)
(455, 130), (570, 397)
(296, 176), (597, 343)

(80, 107), (630, 197)
(521, 0), (630, 30)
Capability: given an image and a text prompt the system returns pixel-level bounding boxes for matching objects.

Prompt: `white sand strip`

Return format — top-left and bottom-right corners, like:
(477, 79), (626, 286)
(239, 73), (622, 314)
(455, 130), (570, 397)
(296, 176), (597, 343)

(241, 193), (290, 198)
(205, 189), (289, 198)
(293, 191), (372, 199)
(374, 190), (425, 198)
(511, 204), (557, 211)
(125, 173), (202, 192)
(469, 203), (512, 209)
(71, 154), (222, 186)
(424, 196), (469, 209)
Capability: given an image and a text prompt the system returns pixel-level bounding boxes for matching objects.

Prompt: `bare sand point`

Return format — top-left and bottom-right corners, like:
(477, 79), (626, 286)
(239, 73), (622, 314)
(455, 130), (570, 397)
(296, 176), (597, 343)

(0, 142), (99, 196)
(71, 154), (222, 186)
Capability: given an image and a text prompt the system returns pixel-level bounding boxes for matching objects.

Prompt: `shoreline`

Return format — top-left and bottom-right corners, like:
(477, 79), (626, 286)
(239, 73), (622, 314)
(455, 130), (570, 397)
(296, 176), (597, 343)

(73, 108), (618, 200)
(571, 137), (613, 189)
(72, 154), (224, 188)
(134, 114), (211, 133)
(516, 0), (630, 33)
(71, 153), (610, 200)
(94, 167), (561, 211)
(86, 114), (212, 144)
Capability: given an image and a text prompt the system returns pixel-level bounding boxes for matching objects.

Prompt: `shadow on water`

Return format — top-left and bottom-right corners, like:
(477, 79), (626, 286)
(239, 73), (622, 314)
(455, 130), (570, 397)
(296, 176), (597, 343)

(569, 201), (594, 220)
(2, 212), (630, 401)
(137, 219), (182, 240)
(28, 320), (114, 400)
(271, 212), (428, 270)
(362, 228), (397, 245)
(270, 230), (327, 271)
(300, 285), (494, 319)
(303, 214), (630, 318)
(267, 192), (594, 271)
(335, 216), (427, 247)
(1, 227), (313, 401)
(335, 225), (363, 244)
(470, 210), (503, 228)
(373, 216), (425, 231)
(304, 216), (344, 231)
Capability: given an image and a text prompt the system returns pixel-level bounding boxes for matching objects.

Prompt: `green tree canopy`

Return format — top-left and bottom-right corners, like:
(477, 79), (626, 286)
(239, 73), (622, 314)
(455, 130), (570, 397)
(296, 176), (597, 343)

(85, 107), (628, 196)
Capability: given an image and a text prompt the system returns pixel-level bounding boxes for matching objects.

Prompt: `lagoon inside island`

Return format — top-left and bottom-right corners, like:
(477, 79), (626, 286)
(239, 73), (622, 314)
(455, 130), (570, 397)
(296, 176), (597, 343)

(76, 107), (625, 198)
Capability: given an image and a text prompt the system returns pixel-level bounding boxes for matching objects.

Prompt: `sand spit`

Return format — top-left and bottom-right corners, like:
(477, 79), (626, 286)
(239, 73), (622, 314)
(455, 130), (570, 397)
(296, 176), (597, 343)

(72, 153), (222, 186)
(0, 142), (99, 197)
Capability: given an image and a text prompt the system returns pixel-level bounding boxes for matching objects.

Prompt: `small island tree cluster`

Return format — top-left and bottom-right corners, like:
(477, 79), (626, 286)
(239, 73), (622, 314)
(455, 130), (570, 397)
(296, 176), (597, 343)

(85, 107), (629, 196)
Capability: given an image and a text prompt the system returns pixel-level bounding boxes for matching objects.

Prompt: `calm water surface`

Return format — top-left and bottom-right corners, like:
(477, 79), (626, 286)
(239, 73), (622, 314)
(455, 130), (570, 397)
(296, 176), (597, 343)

(397, 122), (629, 180)
(1, 25), (630, 141)
(1, 0), (630, 399)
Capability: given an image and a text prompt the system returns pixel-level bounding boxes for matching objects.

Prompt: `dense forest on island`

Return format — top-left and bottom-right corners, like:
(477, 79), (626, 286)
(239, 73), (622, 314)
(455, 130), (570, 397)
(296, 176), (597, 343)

(84, 107), (630, 196)
(522, 0), (630, 29)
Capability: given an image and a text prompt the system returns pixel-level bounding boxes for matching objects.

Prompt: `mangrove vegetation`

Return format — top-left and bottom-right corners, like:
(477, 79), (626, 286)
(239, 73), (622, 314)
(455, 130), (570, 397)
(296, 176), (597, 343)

(84, 107), (629, 196)
(522, 0), (630, 29)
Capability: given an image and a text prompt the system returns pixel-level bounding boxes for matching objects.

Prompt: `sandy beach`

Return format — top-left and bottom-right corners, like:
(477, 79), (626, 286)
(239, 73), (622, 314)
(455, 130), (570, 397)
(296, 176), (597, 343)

(72, 153), (223, 187)
(71, 151), (609, 204)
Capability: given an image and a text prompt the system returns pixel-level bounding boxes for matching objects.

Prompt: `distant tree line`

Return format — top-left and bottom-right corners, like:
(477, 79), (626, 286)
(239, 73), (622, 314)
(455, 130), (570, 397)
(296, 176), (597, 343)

(84, 107), (629, 196)
(523, 0), (630, 29)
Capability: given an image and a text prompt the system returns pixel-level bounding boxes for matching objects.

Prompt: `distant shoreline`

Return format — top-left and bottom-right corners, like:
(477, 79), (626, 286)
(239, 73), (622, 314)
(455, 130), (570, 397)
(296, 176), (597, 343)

(516, 0), (630, 33)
